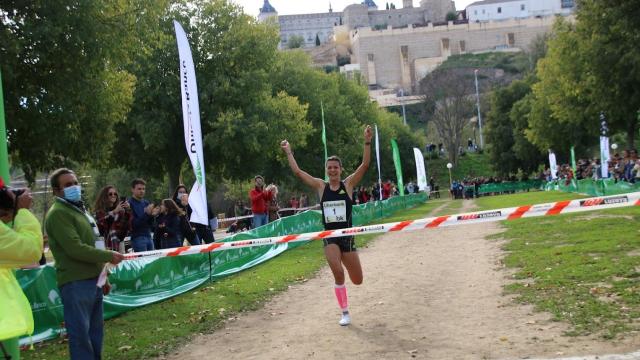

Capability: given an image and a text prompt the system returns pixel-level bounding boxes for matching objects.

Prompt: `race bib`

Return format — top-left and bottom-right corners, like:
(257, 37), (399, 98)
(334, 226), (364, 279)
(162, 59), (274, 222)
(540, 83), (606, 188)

(323, 200), (346, 223)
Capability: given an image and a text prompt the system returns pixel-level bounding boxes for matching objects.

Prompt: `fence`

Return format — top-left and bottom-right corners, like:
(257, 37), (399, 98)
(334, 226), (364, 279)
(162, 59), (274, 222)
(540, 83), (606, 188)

(545, 178), (640, 196)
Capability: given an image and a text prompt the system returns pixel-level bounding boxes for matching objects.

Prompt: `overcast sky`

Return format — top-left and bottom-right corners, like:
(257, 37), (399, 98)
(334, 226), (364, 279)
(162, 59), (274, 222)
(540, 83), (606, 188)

(232, 0), (477, 17)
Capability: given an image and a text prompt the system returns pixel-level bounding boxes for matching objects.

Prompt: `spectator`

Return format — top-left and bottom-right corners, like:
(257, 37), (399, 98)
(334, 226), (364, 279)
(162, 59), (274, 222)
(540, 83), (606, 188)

(289, 196), (299, 209)
(0, 178), (43, 360)
(172, 185), (214, 244)
(153, 199), (183, 249)
(249, 175), (273, 228)
(93, 186), (131, 253)
(406, 181), (416, 194)
(44, 168), (124, 360)
(266, 184), (280, 223)
(372, 183), (380, 201)
(358, 187), (370, 204)
(172, 185), (197, 245)
(128, 179), (157, 252)
(299, 193), (308, 209)
(382, 180), (391, 200)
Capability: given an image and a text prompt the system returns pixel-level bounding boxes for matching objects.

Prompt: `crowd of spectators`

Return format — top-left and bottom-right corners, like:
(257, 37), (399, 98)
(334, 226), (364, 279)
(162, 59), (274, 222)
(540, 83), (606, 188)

(553, 149), (639, 183)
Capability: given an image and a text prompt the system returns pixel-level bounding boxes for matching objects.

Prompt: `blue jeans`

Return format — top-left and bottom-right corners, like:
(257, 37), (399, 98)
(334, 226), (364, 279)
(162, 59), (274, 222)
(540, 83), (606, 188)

(132, 235), (154, 252)
(60, 278), (104, 360)
(252, 213), (268, 228)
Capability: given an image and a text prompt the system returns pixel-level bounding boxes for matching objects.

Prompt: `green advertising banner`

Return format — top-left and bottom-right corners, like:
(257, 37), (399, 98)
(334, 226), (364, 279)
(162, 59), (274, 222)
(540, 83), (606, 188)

(545, 178), (640, 196)
(18, 193), (427, 345)
(391, 139), (405, 196)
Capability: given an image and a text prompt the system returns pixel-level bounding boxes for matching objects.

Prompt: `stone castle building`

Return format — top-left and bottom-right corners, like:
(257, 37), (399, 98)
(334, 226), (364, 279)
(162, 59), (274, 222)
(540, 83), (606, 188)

(258, 1), (573, 100)
(349, 15), (562, 94)
(258, 0), (455, 48)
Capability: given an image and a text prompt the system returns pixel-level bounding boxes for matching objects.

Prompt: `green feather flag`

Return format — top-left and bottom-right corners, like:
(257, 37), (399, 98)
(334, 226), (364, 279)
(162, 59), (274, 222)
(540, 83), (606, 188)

(321, 101), (328, 181)
(391, 139), (405, 196)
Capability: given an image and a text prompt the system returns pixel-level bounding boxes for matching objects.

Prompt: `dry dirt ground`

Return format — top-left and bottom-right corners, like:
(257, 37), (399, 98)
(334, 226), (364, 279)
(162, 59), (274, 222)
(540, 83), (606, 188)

(170, 200), (640, 360)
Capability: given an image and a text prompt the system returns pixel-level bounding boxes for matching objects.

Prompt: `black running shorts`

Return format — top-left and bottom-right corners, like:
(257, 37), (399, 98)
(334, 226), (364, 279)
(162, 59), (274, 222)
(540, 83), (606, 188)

(323, 236), (356, 252)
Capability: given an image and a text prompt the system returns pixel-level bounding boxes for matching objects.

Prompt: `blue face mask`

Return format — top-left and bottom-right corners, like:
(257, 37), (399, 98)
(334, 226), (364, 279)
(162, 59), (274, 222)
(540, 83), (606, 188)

(63, 185), (82, 202)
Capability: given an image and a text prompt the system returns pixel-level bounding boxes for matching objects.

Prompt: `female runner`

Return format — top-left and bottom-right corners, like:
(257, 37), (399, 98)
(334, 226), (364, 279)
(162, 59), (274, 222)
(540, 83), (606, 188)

(280, 124), (372, 325)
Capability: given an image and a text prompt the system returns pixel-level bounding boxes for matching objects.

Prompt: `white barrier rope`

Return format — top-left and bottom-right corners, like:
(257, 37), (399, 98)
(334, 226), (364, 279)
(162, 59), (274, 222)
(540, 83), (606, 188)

(123, 192), (640, 260)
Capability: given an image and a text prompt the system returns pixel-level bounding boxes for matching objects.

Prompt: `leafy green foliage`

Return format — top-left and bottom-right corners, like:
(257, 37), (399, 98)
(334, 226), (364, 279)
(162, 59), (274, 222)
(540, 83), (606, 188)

(0, 1), (167, 182)
(287, 35), (305, 49)
(485, 77), (545, 176)
(270, 51), (424, 189)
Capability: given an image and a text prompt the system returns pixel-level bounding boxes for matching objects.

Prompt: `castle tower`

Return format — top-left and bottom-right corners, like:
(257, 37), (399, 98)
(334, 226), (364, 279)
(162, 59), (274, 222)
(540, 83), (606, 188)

(258, 0), (277, 23)
(420, 0), (455, 22)
(403, 0), (413, 8)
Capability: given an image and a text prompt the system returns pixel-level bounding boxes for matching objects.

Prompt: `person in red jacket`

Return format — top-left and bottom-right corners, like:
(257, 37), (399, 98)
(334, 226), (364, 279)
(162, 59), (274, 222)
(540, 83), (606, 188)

(382, 180), (392, 200)
(249, 175), (273, 229)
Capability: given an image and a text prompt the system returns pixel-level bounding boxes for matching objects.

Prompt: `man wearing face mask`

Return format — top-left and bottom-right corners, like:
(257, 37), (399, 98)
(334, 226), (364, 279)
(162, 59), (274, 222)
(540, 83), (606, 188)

(44, 168), (124, 360)
(0, 177), (43, 360)
(249, 175), (273, 229)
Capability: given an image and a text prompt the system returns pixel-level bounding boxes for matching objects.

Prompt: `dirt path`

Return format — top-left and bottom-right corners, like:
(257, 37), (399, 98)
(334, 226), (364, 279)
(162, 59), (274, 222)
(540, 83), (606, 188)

(170, 200), (640, 359)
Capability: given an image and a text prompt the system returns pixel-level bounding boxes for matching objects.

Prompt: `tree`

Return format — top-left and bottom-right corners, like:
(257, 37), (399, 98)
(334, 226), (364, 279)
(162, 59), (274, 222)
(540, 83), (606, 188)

(269, 50), (424, 188)
(112, 0), (312, 193)
(485, 77), (544, 176)
(418, 68), (475, 165)
(287, 35), (305, 49)
(446, 11), (457, 22)
(575, 0), (640, 148)
(527, 19), (595, 154)
(315, 34), (321, 46)
(0, 1), (167, 182)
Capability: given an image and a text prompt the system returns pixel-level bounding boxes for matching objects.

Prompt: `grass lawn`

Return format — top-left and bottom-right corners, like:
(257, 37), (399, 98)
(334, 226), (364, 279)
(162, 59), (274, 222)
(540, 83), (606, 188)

(23, 198), (443, 360)
(479, 191), (640, 338)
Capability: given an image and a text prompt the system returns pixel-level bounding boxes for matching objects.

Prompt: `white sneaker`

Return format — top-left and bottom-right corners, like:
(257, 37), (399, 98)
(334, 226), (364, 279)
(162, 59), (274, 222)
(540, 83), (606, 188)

(339, 313), (351, 326)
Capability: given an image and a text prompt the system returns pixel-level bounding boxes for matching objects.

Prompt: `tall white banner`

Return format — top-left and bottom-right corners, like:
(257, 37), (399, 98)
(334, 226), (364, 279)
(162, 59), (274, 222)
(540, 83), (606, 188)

(175, 20), (208, 225)
(600, 136), (610, 178)
(413, 148), (427, 191)
(548, 151), (558, 180)
(375, 125), (382, 200)
(599, 112), (610, 179)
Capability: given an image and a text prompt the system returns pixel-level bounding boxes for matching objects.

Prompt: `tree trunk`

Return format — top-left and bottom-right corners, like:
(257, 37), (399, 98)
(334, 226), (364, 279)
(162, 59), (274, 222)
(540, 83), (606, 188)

(168, 162), (181, 197)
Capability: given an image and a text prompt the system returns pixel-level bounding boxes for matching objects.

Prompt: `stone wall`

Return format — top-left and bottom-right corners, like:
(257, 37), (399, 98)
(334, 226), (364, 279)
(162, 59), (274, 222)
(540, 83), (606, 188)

(351, 15), (565, 92)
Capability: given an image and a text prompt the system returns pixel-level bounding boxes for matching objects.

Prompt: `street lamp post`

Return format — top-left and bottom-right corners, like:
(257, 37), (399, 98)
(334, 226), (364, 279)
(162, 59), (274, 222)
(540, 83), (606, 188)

(399, 88), (407, 126)
(446, 162), (453, 197)
(474, 69), (484, 149)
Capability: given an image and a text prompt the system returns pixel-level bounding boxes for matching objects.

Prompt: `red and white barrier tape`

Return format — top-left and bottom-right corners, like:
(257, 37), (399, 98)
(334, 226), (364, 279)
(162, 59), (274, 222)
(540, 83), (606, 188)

(123, 192), (640, 260)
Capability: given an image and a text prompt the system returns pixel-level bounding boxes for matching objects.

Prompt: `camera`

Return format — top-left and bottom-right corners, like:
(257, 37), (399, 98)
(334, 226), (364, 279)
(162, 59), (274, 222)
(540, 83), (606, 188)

(0, 187), (25, 211)
(11, 188), (25, 197)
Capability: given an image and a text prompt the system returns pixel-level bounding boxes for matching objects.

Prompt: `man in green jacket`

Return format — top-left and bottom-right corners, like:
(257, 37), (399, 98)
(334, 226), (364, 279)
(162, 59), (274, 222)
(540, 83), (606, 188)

(0, 177), (43, 360)
(45, 168), (124, 360)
